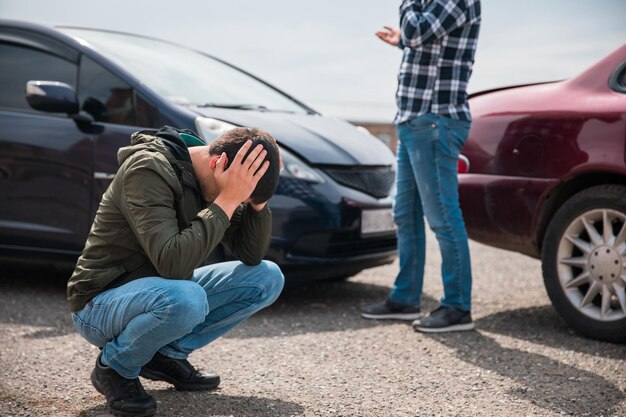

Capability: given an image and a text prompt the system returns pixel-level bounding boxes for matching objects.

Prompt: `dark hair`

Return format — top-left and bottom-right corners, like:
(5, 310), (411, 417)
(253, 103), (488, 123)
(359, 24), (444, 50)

(209, 127), (280, 204)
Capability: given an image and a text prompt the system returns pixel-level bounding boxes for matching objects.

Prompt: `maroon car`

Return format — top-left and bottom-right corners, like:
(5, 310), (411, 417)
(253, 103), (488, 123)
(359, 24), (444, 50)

(459, 44), (626, 343)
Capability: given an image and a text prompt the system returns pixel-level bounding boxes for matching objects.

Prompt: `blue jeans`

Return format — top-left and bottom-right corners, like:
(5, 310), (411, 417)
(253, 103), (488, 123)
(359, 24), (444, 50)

(71, 261), (284, 379)
(389, 113), (472, 311)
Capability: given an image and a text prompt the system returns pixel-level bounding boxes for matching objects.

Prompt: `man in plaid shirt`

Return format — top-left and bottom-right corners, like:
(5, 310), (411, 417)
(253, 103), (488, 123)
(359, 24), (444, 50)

(362, 0), (481, 332)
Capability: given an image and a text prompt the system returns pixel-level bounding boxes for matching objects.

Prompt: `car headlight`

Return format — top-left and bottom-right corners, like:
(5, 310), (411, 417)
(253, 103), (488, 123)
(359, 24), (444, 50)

(280, 147), (324, 183)
(195, 117), (238, 141)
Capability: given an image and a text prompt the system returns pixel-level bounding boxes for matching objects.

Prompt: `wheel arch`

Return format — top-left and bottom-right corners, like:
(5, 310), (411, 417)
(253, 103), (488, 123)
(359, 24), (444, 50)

(534, 171), (626, 252)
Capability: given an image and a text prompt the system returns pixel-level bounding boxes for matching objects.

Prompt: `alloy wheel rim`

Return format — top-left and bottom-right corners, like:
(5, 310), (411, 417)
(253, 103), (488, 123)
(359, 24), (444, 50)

(557, 208), (626, 322)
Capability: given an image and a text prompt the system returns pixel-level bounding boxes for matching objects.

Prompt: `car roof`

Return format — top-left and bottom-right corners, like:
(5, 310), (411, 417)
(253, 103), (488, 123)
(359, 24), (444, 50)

(0, 19), (209, 58)
(0, 19), (87, 52)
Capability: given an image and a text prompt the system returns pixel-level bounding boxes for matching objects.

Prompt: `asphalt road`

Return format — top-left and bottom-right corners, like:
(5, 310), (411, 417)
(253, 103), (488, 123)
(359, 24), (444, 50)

(1, 234), (625, 417)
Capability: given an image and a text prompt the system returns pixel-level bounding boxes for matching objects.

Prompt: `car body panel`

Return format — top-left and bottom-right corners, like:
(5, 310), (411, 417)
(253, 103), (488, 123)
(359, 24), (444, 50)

(460, 44), (626, 257)
(458, 174), (558, 257)
(0, 111), (93, 251)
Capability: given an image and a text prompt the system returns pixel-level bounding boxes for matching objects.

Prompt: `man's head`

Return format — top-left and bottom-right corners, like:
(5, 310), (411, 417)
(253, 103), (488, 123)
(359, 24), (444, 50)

(190, 127), (281, 205)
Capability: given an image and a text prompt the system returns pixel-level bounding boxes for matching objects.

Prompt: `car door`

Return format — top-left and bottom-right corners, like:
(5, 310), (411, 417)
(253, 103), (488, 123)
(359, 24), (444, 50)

(0, 31), (94, 253)
(76, 55), (162, 215)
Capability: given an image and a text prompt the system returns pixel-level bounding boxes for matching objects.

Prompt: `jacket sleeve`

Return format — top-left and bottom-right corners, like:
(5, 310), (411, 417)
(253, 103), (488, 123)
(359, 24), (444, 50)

(221, 204), (272, 265)
(119, 155), (230, 279)
(399, 0), (468, 48)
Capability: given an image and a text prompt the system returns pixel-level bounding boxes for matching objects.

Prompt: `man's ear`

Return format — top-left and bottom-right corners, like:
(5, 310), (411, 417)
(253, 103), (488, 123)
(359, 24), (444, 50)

(208, 154), (222, 170)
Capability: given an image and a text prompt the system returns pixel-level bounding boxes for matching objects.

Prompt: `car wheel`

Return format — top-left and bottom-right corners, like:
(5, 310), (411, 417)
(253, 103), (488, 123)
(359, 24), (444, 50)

(541, 185), (626, 343)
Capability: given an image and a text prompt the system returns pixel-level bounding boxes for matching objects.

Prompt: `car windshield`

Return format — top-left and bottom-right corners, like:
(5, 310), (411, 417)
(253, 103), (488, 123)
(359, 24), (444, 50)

(60, 28), (310, 114)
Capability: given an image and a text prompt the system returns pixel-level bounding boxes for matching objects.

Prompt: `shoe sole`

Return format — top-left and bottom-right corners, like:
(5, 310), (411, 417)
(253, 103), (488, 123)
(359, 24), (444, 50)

(140, 368), (220, 391)
(412, 322), (475, 333)
(361, 312), (422, 321)
(92, 369), (156, 417)
(108, 409), (157, 417)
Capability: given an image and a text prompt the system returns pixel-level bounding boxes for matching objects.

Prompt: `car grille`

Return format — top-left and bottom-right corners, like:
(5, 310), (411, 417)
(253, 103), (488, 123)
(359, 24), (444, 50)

(322, 166), (395, 198)
(289, 230), (397, 258)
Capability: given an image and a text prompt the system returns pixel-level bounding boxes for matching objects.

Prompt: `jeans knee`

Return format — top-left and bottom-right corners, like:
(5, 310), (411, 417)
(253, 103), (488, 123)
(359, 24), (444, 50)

(430, 222), (456, 243)
(259, 261), (284, 303)
(393, 210), (415, 229)
(429, 219), (445, 234)
(162, 281), (208, 327)
(430, 218), (466, 241)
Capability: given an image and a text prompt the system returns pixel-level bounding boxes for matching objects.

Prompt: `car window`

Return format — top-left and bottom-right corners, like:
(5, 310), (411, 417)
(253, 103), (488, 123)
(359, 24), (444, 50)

(0, 42), (77, 112)
(61, 28), (311, 114)
(609, 61), (626, 94)
(79, 56), (136, 125)
(135, 93), (160, 128)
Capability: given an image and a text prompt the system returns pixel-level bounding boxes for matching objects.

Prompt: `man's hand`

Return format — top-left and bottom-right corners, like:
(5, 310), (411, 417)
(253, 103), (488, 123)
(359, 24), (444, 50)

(376, 26), (401, 47)
(213, 140), (270, 218)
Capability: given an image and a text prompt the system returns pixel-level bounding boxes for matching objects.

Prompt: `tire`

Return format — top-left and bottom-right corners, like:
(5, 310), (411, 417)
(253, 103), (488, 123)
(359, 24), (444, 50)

(541, 185), (626, 343)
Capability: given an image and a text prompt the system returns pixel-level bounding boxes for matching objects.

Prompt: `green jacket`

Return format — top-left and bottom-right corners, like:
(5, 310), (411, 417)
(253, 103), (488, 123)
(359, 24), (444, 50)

(67, 126), (272, 312)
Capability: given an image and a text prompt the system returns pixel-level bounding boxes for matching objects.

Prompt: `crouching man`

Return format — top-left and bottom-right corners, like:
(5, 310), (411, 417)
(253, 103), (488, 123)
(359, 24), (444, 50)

(67, 126), (284, 417)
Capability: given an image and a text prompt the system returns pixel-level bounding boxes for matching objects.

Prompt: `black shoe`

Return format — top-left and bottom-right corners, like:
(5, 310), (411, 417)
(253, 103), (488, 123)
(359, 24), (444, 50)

(412, 305), (475, 333)
(91, 354), (157, 417)
(361, 298), (421, 320)
(140, 352), (220, 391)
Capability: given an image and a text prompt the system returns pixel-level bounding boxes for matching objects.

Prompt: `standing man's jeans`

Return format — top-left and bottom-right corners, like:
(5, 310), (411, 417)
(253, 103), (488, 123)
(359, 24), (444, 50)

(389, 113), (472, 311)
(71, 260), (284, 379)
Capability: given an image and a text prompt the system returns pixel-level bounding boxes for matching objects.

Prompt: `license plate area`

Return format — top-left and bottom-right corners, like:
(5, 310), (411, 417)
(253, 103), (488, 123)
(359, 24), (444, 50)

(360, 208), (396, 237)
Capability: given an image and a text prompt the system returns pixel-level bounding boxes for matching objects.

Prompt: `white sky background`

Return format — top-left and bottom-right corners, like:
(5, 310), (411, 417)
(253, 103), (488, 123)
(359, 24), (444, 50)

(1, 0), (624, 122)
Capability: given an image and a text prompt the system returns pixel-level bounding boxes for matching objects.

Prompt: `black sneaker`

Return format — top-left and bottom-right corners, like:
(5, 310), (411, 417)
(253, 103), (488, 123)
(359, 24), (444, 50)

(361, 298), (421, 320)
(140, 352), (220, 391)
(91, 354), (157, 417)
(412, 305), (475, 333)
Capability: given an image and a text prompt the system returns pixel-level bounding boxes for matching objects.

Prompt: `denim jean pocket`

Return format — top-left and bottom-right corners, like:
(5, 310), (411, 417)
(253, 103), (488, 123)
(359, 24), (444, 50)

(405, 114), (439, 133)
(440, 122), (470, 160)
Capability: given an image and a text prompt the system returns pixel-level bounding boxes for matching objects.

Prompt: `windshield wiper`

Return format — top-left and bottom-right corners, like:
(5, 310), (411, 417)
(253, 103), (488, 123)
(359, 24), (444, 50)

(196, 103), (270, 111)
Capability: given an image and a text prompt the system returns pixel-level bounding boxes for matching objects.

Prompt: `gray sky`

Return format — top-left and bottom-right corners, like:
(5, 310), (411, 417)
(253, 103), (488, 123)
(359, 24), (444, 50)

(1, 0), (624, 122)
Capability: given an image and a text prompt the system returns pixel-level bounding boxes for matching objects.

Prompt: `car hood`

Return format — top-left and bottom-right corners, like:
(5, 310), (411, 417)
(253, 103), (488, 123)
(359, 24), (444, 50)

(190, 107), (395, 166)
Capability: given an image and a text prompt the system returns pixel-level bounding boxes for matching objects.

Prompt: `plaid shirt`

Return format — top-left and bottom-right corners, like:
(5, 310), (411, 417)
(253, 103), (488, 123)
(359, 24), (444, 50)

(394, 0), (481, 124)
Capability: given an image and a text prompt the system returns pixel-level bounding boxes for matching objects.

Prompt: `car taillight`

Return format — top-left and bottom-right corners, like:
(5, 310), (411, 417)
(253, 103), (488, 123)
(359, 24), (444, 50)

(458, 154), (470, 173)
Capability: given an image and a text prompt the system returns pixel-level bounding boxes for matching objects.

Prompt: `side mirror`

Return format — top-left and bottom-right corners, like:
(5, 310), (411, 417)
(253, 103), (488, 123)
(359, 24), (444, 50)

(25, 81), (79, 114)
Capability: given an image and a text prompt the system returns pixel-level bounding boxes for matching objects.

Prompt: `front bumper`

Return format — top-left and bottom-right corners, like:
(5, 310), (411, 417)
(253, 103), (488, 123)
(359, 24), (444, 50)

(266, 174), (398, 282)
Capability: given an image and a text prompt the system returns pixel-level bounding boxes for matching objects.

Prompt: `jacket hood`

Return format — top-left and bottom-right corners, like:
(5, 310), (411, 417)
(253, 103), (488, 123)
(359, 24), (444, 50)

(118, 125), (205, 167)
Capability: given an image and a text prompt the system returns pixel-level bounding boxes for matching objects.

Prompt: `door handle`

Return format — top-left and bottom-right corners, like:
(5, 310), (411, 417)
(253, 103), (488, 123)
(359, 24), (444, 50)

(94, 172), (116, 180)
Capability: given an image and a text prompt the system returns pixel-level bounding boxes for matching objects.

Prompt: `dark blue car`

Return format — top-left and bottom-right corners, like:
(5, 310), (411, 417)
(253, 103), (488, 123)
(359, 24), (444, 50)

(0, 20), (397, 282)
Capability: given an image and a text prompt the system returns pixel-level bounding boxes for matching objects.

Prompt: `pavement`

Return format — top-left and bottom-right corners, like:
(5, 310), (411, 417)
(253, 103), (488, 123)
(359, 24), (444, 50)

(1, 234), (625, 417)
